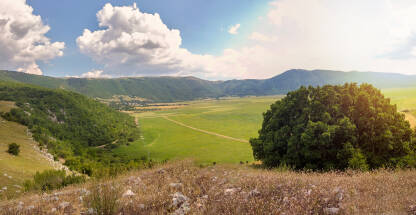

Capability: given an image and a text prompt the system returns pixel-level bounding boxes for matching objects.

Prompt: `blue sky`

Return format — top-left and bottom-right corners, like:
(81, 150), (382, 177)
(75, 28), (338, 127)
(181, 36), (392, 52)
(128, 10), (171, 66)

(2, 0), (416, 80)
(26, 0), (271, 77)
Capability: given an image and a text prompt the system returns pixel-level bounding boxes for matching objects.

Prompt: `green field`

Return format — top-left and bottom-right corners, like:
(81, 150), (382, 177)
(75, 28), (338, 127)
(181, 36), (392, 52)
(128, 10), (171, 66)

(114, 96), (282, 164)
(115, 89), (416, 165)
(383, 87), (416, 112)
(383, 87), (416, 128)
(0, 101), (54, 196)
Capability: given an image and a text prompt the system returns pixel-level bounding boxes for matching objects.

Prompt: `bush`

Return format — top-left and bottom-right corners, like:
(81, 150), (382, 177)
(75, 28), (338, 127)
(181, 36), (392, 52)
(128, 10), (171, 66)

(24, 170), (86, 191)
(250, 83), (416, 170)
(84, 182), (121, 215)
(7, 143), (20, 156)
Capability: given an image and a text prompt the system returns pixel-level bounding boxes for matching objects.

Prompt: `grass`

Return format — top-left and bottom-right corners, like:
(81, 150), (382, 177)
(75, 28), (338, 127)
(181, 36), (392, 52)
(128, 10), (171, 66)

(383, 87), (416, 128)
(383, 87), (416, 112)
(114, 117), (254, 164)
(115, 93), (416, 165)
(1, 160), (415, 214)
(0, 101), (54, 198)
(115, 96), (282, 164)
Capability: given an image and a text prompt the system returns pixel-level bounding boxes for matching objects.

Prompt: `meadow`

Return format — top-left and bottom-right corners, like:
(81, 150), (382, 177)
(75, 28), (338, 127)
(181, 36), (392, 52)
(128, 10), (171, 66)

(114, 96), (283, 164)
(383, 87), (416, 128)
(0, 101), (53, 196)
(115, 88), (416, 165)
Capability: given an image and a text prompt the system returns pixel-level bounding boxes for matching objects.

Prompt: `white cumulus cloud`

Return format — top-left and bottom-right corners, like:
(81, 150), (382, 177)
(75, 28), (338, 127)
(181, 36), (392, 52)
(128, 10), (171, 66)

(77, 1), (416, 80)
(80, 70), (111, 78)
(76, 3), (250, 79)
(228, 24), (241, 35)
(0, 0), (64, 75)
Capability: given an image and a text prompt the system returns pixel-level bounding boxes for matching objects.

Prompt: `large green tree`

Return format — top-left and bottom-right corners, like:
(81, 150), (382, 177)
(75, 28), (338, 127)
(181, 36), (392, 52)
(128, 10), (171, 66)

(250, 83), (416, 170)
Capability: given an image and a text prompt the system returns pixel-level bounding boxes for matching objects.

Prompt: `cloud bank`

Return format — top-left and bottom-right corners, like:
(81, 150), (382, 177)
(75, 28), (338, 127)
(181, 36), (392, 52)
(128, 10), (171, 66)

(0, 0), (64, 75)
(78, 1), (416, 79)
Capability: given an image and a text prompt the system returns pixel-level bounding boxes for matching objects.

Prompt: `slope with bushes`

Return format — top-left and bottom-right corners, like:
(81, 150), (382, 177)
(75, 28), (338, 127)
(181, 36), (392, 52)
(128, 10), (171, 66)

(0, 82), (141, 176)
(0, 101), (55, 196)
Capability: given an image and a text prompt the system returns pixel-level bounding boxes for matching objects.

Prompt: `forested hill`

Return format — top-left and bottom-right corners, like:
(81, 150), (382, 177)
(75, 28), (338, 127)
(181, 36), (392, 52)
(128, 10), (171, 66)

(0, 81), (140, 176)
(1, 69), (415, 102)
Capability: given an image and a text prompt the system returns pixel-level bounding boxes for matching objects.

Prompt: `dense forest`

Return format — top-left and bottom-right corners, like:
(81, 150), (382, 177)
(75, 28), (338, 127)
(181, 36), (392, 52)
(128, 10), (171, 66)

(251, 83), (416, 170)
(0, 81), (142, 176)
(1, 69), (416, 102)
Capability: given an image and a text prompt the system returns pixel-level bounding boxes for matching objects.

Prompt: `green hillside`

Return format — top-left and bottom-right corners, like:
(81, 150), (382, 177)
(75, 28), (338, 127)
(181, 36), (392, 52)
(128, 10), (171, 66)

(1, 69), (416, 102)
(0, 81), (141, 176)
(0, 101), (54, 196)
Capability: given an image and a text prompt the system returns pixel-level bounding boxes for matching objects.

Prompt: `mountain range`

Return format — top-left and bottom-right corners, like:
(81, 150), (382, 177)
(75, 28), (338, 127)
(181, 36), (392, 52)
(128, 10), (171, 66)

(1, 69), (415, 102)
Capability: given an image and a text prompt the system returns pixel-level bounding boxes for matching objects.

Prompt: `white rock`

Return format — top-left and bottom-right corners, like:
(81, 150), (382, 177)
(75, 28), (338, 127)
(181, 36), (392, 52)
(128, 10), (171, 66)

(324, 207), (340, 214)
(51, 208), (57, 213)
(2, 186), (7, 190)
(224, 188), (240, 195)
(80, 188), (90, 195)
(59, 201), (70, 209)
(169, 183), (183, 189)
(171, 192), (188, 208)
(249, 189), (261, 197)
(172, 202), (190, 215)
(283, 197), (289, 203)
(138, 204), (145, 209)
(26, 205), (35, 210)
(123, 189), (136, 197)
(87, 208), (94, 214)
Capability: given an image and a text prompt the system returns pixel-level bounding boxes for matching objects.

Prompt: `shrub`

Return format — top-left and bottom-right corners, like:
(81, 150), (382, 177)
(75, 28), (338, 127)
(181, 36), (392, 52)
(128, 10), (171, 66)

(84, 182), (121, 215)
(24, 170), (86, 191)
(250, 83), (415, 170)
(7, 143), (20, 156)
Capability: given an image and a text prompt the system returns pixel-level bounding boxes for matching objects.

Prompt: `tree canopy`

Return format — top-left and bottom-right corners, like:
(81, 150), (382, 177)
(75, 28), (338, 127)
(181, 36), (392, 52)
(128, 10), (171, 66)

(250, 83), (416, 170)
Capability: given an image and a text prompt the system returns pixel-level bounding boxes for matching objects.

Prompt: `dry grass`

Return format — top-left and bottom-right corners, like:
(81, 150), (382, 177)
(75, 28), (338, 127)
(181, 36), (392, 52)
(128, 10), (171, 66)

(1, 160), (415, 214)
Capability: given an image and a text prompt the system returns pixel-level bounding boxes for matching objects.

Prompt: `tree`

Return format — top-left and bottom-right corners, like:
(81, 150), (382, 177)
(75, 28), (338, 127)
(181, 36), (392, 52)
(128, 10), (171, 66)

(7, 143), (20, 156)
(250, 83), (416, 170)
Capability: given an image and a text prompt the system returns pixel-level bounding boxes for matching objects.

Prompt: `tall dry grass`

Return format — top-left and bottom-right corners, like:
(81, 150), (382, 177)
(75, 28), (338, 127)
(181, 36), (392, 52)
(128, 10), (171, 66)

(1, 160), (415, 214)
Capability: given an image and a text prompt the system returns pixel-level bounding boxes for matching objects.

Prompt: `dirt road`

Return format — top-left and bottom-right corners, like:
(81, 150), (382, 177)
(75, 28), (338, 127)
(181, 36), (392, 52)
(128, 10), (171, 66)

(163, 116), (249, 143)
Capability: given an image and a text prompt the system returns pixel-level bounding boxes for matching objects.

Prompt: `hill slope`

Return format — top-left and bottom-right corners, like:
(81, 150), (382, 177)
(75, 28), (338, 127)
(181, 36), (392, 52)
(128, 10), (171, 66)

(1, 69), (416, 102)
(0, 82), (141, 176)
(0, 101), (56, 196)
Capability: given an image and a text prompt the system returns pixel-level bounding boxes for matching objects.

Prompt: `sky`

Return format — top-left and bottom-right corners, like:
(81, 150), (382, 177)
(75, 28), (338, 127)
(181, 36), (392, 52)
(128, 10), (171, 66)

(1, 0), (416, 80)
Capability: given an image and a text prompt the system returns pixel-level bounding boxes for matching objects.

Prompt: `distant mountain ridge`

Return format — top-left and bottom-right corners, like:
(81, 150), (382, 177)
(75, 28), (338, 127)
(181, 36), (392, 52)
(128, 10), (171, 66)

(1, 69), (415, 102)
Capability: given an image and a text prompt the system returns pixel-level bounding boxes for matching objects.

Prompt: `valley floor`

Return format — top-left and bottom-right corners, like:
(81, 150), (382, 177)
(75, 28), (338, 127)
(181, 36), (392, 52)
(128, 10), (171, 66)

(1, 160), (415, 215)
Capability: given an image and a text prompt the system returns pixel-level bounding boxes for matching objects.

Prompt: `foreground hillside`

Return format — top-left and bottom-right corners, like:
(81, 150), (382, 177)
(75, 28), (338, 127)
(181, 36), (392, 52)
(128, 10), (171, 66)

(1, 161), (415, 214)
(2, 69), (416, 102)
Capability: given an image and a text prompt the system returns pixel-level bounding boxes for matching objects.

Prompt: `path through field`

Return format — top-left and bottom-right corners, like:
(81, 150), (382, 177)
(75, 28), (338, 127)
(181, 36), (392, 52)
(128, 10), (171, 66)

(163, 116), (249, 143)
